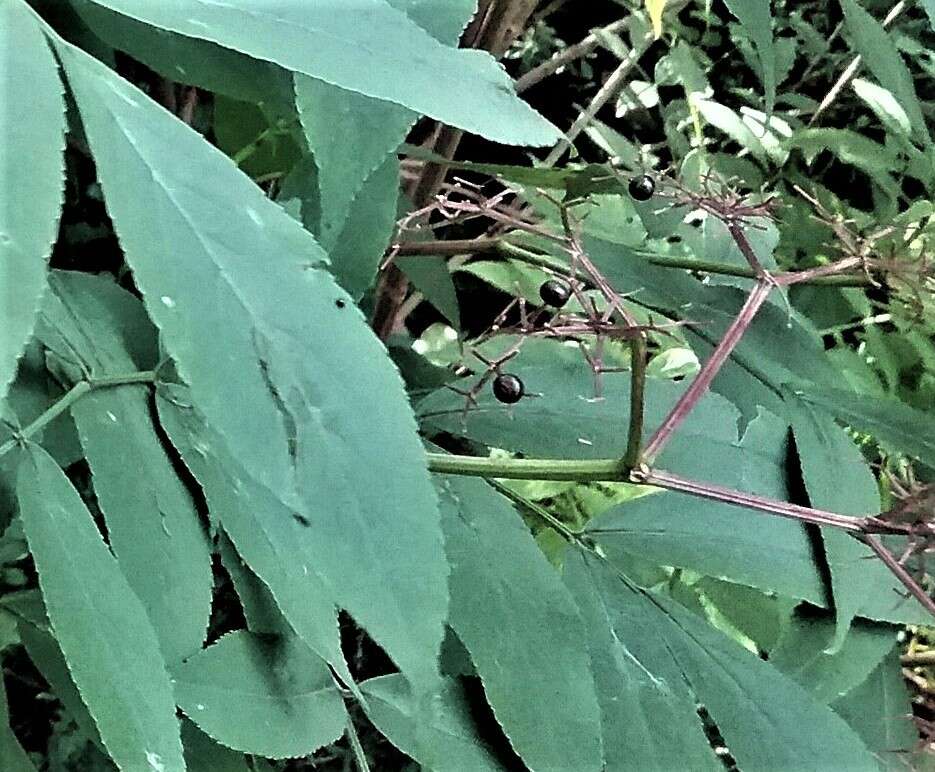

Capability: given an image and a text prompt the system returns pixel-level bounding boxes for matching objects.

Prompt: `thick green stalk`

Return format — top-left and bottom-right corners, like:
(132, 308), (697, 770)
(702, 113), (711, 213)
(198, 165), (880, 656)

(426, 453), (627, 481)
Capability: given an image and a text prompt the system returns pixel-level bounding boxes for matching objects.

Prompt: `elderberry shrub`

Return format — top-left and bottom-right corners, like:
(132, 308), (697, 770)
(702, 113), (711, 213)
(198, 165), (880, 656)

(628, 174), (655, 201)
(492, 373), (524, 404)
(539, 279), (572, 308)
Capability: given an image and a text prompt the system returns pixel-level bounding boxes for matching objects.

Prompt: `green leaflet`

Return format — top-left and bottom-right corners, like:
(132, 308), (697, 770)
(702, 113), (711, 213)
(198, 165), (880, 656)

(791, 383), (935, 470)
(785, 393), (930, 632)
(840, 0), (929, 145)
(360, 674), (500, 772)
(0, 666), (34, 772)
(170, 631), (346, 759)
(293, 1), (476, 298)
(38, 271), (213, 664)
(319, 155), (401, 299)
(16, 444), (184, 771)
(0, 0), (65, 403)
(770, 616), (899, 704)
(437, 476), (603, 772)
(722, 0), (775, 113)
(586, 491), (827, 605)
(18, 619), (106, 755)
(563, 554), (723, 771)
(787, 128), (898, 195)
(156, 385), (357, 695)
(83, 0), (558, 146)
(831, 648), (918, 766)
(564, 551), (879, 772)
(56, 37), (449, 696)
(71, 0), (294, 106)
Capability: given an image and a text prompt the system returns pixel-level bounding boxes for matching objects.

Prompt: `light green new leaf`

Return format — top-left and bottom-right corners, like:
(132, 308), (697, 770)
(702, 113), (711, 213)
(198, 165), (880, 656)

(831, 648), (917, 764)
(38, 271), (212, 664)
(788, 128), (897, 195)
(565, 552), (879, 772)
(57, 38), (448, 695)
(360, 674), (500, 772)
(770, 616), (898, 704)
(723, 0), (775, 113)
(852, 78), (912, 136)
(0, 0), (65, 403)
(923, 0), (935, 30)
(171, 631), (346, 759)
(16, 444), (184, 772)
(84, 0), (558, 146)
(586, 491), (827, 605)
(841, 0), (928, 143)
(437, 476), (603, 772)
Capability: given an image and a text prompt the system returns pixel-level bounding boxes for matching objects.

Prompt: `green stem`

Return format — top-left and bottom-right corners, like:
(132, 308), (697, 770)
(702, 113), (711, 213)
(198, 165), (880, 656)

(0, 371), (157, 460)
(427, 453), (627, 482)
(623, 335), (647, 470)
(495, 239), (871, 288)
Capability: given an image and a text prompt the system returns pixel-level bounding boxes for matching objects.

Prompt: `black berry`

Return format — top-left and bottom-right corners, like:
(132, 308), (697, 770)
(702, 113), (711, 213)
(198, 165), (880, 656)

(492, 373), (524, 404)
(539, 279), (572, 308)
(628, 174), (655, 202)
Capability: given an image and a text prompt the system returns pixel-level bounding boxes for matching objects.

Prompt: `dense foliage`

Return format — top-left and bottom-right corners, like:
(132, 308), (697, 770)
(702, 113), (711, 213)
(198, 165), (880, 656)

(1, 0), (935, 769)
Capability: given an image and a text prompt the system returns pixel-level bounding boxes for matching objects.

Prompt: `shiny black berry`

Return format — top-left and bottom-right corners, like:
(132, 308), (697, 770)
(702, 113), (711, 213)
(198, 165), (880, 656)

(492, 373), (524, 404)
(628, 174), (655, 202)
(539, 279), (572, 308)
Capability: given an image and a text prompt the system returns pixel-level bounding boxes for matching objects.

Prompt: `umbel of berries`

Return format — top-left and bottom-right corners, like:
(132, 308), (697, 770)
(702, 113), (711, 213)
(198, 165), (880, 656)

(492, 373), (524, 404)
(539, 279), (572, 308)
(628, 174), (655, 201)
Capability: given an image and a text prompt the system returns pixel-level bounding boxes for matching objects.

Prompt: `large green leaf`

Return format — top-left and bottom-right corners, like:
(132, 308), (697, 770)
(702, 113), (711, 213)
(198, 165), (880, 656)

(0, 0), (65, 403)
(791, 384), (935, 470)
(564, 551), (879, 772)
(787, 393), (930, 645)
(38, 272), (213, 664)
(156, 385), (355, 694)
(360, 674), (500, 772)
(171, 630), (346, 759)
(564, 552), (722, 771)
(586, 491), (827, 604)
(16, 444), (184, 771)
(84, 0), (557, 146)
(437, 476), (603, 771)
(769, 616), (898, 704)
(71, 0), (294, 105)
(56, 37), (449, 695)
(841, 0), (929, 144)
(722, 0), (775, 113)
